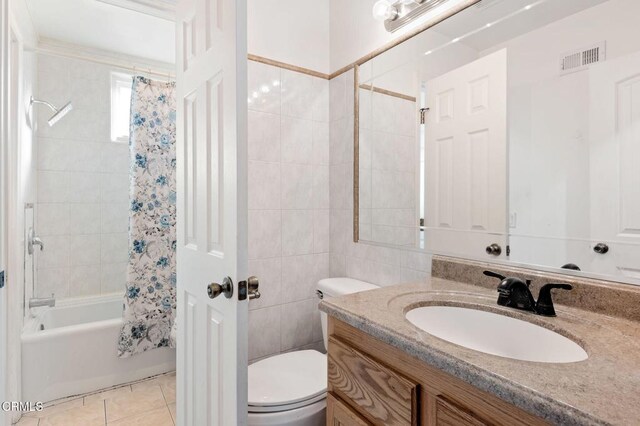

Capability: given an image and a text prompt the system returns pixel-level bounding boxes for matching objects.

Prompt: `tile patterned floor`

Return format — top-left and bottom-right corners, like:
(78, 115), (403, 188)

(14, 372), (176, 426)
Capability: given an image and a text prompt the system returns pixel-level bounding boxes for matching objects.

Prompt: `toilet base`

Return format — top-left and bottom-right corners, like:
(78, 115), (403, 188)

(248, 398), (325, 426)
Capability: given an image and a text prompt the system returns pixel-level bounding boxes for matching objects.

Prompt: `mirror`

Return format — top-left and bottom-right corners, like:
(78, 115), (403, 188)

(355, 0), (640, 284)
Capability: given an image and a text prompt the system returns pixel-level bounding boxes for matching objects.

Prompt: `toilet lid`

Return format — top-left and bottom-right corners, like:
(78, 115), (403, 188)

(248, 350), (327, 411)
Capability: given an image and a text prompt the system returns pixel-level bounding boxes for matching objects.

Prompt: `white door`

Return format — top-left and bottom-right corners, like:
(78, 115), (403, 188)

(175, 0), (249, 425)
(589, 51), (640, 280)
(424, 48), (508, 260)
(0, 0), (9, 423)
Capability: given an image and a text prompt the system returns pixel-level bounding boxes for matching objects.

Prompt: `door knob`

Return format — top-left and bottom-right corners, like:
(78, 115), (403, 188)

(247, 276), (260, 300)
(207, 277), (234, 299)
(593, 243), (609, 254)
(486, 243), (502, 256)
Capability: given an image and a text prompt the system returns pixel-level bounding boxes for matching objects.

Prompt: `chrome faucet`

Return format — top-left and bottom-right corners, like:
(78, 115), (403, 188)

(29, 294), (55, 308)
(28, 228), (44, 255)
(483, 270), (572, 317)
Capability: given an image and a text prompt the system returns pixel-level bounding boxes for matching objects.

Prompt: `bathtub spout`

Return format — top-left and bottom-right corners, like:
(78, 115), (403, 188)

(29, 295), (55, 308)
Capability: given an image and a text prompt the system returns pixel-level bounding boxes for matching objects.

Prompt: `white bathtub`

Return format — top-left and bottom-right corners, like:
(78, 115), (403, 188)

(22, 295), (176, 403)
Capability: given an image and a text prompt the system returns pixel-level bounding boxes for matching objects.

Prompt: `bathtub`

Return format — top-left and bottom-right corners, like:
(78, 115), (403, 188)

(22, 295), (176, 403)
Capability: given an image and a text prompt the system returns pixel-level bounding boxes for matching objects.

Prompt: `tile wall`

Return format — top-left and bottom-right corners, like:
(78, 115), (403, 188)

(35, 54), (129, 299)
(358, 88), (418, 247)
(247, 61), (330, 362)
(329, 70), (433, 287)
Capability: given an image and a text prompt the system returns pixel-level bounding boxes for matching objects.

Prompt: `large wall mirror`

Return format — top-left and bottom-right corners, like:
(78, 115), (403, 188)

(355, 0), (640, 285)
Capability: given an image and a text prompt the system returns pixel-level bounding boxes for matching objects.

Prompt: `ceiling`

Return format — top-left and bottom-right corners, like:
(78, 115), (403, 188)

(26, 0), (176, 64)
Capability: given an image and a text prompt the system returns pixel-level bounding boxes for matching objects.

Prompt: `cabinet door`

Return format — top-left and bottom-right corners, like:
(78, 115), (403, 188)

(327, 393), (372, 426)
(434, 396), (487, 426)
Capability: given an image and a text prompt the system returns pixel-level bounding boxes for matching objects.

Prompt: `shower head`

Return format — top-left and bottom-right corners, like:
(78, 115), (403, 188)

(47, 101), (73, 126)
(30, 96), (73, 127)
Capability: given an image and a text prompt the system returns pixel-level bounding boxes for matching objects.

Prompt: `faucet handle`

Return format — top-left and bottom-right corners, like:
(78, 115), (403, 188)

(536, 283), (572, 317)
(483, 270), (506, 281)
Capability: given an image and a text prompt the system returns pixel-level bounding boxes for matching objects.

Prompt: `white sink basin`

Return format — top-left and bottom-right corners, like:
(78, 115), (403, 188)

(405, 306), (588, 363)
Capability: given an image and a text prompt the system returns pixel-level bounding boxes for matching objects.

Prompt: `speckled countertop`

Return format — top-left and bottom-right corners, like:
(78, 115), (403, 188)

(319, 277), (640, 426)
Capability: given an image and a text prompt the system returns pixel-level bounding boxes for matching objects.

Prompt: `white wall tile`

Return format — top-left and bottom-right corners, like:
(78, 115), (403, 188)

(37, 138), (69, 171)
(280, 299), (315, 351)
(248, 161), (281, 210)
(311, 79), (330, 123)
(68, 172), (101, 203)
(281, 164), (313, 209)
(313, 209), (330, 253)
(248, 258), (282, 311)
(101, 142), (130, 173)
(37, 204), (70, 236)
(101, 203), (129, 234)
(69, 235), (101, 266)
(67, 140), (103, 172)
(249, 306), (281, 361)
(100, 233), (129, 264)
(312, 165), (330, 209)
(36, 267), (69, 299)
(69, 265), (101, 297)
(101, 262), (127, 294)
(69, 203), (101, 235)
(248, 210), (282, 260)
(100, 173), (129, 204)
(281, 69), (314, 120)
(248, 61), (281, 115)
(38, 171), (69, 203)
(37, 235), (70, 268)
(312, 121), (330, 166)
(281, 254), (328, 303)
(282, 210), (313, 256)
(248, 111), (281, 162)
(281, 117), (313, 164)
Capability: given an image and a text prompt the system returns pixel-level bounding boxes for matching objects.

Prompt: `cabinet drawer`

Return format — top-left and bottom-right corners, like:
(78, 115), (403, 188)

(434, 396), (487, 426)
(328, 336), (418, 426)
(327, 392), (372, 426)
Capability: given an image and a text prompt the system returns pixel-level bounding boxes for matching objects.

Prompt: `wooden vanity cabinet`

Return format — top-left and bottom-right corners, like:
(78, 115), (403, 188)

(326, 317), (548, 426)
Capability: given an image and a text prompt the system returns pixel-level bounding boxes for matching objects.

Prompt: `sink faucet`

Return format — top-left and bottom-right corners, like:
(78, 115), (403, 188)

(483, 271), (572, 317)
(29, 294), (56, 308)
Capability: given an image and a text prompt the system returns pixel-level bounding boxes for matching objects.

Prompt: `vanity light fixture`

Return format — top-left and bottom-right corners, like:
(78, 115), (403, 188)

(373, 0), (462, 33)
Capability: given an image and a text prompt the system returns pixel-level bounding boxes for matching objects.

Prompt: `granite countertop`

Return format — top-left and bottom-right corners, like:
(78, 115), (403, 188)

(319, 277), (640, 426)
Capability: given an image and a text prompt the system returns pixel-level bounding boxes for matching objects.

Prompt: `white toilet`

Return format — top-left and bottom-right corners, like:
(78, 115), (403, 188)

(247, 278), (379, 426)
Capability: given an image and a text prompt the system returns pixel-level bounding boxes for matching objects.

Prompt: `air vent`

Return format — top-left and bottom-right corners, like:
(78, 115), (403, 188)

(560, 42), (606, 75)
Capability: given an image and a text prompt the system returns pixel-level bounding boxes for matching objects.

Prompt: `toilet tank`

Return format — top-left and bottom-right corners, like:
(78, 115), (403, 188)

(316, 278), (379, 351)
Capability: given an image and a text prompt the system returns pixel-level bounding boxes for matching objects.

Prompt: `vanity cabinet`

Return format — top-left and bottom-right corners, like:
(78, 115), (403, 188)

(326, 317), (547, 426)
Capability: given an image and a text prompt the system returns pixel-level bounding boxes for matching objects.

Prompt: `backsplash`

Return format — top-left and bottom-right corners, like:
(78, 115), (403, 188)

(432, 255), (640, 322)
(247, 61), (330, 362)
(35, 54), (129, 299)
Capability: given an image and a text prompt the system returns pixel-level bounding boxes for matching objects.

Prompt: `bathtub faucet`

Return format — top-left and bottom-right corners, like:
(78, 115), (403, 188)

(29, 294), (55, 308)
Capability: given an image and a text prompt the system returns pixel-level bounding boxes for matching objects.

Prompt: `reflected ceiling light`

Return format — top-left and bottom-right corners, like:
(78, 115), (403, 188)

(372, 0), (399, 21)
(374, 0), (461, 33)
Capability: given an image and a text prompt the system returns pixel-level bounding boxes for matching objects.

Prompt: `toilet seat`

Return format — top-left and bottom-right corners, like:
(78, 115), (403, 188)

(248, 350), (327, 414)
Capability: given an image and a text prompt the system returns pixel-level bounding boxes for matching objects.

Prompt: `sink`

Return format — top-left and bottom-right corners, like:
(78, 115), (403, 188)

(405, 306), (588, 363)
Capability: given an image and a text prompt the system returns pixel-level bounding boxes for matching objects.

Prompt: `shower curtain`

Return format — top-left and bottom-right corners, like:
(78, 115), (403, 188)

(118, 76), (177, 358)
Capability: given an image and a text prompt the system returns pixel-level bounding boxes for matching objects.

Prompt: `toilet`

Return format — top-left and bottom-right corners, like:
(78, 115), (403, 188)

(247, 278), (379, 426)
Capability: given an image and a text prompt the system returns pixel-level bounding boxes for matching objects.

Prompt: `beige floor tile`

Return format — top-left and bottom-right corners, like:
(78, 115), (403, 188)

(24, 398), (84, 418)
(38, 401), (105, 426)
(85, 386), (132, 404)
(167, 403), (176, 423)
(107, 406), (173, 426)
(105, 386), (166, 423)
(14, 416), (40, 425)
(131, 374), (175, 404)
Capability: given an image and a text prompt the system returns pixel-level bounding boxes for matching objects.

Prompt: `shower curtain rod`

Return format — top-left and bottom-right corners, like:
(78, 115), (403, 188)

(26, 45), (176, 81)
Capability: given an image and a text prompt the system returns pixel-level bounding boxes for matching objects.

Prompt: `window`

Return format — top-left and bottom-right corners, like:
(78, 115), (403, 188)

(110, 72), (133, 143)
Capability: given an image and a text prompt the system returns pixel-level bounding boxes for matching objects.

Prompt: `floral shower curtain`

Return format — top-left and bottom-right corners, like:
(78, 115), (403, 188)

(118, 76), (177, 358)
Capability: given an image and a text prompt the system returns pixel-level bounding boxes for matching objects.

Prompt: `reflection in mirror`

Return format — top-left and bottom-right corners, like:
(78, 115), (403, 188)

(355, 0), (640, 284)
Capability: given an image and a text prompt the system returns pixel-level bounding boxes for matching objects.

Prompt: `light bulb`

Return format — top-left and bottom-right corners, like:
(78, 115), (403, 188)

(372, 0), (398, 21)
